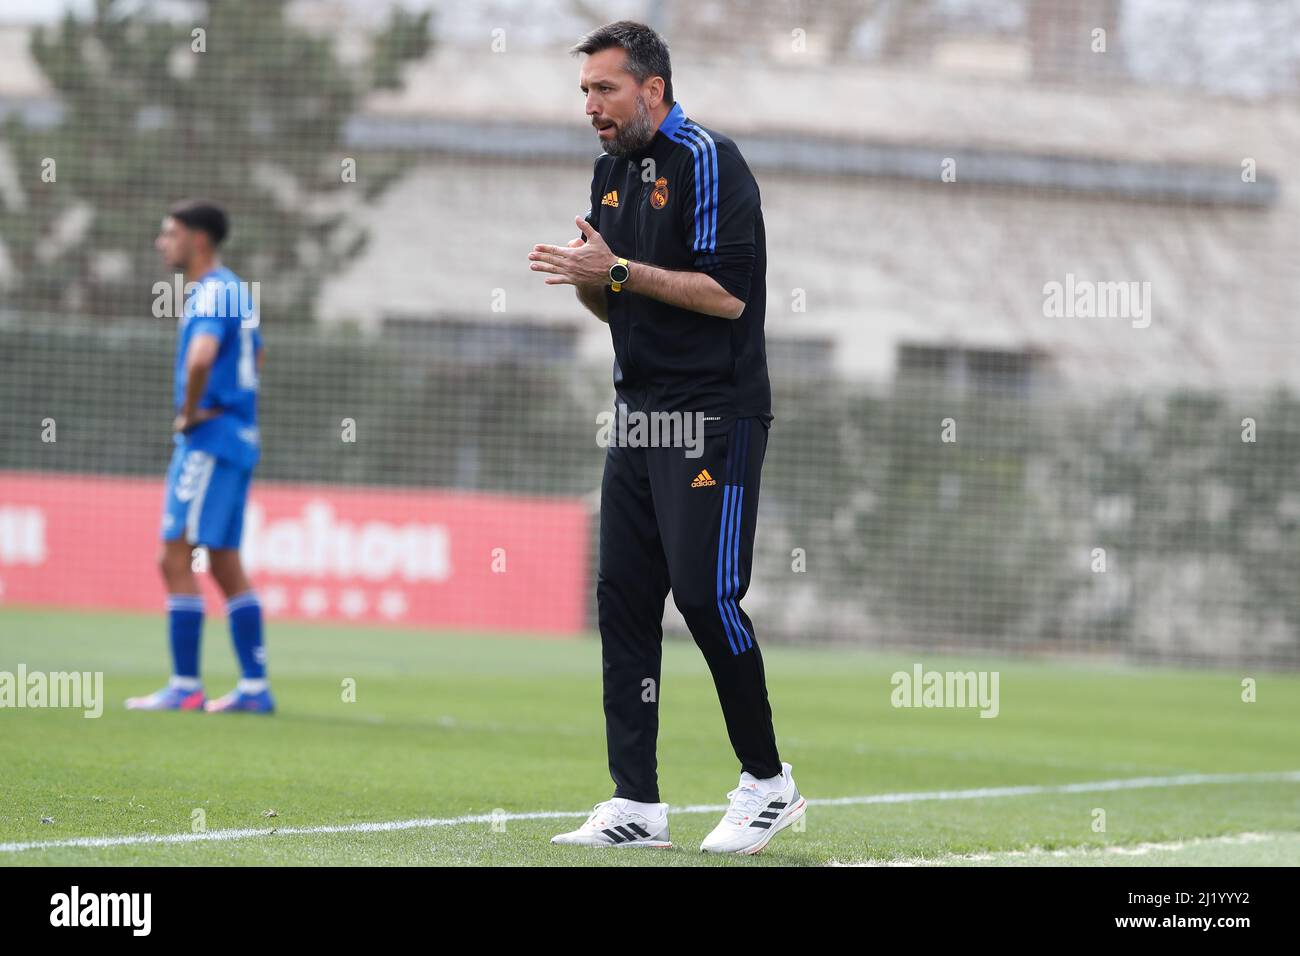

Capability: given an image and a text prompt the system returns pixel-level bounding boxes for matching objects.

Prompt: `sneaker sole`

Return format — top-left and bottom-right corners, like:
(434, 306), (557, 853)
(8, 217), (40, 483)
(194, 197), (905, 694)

(124, 702), (206, 711)
(552, 840), (674, 849)
(204, 703), (275, 713)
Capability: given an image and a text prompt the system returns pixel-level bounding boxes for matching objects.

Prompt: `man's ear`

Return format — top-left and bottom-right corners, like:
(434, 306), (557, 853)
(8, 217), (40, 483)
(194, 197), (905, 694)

(646, 76), (665, 110)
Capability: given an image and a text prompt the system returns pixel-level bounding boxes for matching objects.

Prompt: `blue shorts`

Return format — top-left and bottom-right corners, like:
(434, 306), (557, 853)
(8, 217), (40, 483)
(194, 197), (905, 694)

(160, 446), (253, 550)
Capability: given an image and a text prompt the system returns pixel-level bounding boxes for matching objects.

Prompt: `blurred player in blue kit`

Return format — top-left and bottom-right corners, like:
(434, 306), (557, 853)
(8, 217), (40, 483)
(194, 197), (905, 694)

(126, 200), (274, 714)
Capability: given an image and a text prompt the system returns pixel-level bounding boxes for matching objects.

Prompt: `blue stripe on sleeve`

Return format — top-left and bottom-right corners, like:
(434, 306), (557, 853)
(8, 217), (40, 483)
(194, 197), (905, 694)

(670, 123), (718, 255)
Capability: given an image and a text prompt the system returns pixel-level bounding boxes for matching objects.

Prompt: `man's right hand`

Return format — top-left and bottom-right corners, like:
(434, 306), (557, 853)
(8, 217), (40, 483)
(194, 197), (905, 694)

(173, 406), (222, 434)
(565, 234), (609, 321)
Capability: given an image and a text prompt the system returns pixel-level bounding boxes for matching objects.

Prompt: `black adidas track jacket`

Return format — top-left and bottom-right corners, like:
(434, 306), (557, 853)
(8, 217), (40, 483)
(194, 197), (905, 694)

(582, 101), (772, 425)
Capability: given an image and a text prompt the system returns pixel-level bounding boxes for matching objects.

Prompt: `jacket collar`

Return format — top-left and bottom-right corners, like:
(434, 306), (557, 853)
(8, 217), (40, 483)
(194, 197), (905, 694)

(628, 101), (686, 160)
(658, 100), (685, 139)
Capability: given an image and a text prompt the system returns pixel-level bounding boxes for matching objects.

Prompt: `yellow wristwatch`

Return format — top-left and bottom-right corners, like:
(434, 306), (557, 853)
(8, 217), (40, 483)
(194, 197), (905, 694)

(608, 257), (630, 292)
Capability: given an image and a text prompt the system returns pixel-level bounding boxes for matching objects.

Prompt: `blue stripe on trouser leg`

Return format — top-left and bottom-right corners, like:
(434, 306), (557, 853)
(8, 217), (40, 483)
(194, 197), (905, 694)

(727, 488), (750, 653)
(725, 421), (750, 651)
(716, 484), (740, 655)
(716, 420), (744, 655)
(727, 420), (753, 652)
(729, 489), (751, 652)
(716, 420), (753, 656)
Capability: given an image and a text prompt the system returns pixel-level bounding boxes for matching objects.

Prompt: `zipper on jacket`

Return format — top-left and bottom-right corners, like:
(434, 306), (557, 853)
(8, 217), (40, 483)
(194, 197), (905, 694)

(625, 174), (650, 380)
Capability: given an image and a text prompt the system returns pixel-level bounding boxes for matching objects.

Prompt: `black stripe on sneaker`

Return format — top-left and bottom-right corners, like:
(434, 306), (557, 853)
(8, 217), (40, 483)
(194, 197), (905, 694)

(626, 822), (652, 838)
(614, 825), (638, 841)
(759, 810), (779, 819)
(768, 801), (787, 809)
(749, 820), (772, 829)
(603, 828), (626, 843)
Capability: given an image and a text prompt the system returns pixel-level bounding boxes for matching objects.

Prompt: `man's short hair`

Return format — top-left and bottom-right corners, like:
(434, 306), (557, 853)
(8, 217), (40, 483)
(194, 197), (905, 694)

(569, 20), (673, 105)
(169, 199), (229, 246)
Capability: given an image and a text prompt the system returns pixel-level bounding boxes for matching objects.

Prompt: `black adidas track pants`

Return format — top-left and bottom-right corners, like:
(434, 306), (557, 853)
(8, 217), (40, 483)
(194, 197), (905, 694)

(597, 415), (781, 804)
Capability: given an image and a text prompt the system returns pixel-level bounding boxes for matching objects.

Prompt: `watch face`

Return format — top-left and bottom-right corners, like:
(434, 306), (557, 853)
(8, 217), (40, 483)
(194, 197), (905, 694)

(610, 263), (629, 283)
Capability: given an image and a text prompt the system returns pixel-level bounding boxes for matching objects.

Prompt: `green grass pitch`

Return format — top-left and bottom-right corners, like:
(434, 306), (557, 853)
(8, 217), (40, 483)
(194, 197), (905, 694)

(1, 607), (1297, 866)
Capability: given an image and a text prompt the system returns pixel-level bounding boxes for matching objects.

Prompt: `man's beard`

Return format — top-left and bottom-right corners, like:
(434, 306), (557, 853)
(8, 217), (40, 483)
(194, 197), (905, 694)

(600, 96), (656, 157)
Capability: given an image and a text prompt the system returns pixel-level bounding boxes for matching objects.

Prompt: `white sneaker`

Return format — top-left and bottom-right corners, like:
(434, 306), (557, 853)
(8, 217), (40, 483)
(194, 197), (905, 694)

(551, 797), (672, 848)
(700, 761), (806, 855)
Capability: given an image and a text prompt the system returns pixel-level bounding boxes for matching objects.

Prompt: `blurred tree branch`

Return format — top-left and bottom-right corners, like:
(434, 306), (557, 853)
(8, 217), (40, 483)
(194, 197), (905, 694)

(0, 0), (434, 324)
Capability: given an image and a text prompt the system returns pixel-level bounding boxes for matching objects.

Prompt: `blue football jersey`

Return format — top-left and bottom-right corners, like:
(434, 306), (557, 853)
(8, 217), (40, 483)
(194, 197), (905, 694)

(173, 265), (262, 469)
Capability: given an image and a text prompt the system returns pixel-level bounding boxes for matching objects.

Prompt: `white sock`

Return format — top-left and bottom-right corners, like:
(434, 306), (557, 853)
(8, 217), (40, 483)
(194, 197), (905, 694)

(614, 797), (663, 815)
(237, 678), (268, 694)
(744, 768), (785, 788)
(169, 676), (201, 691)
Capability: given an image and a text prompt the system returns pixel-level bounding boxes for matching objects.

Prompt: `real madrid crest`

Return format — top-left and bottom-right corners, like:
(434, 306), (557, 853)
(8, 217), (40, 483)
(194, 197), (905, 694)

(650, 176), (669, 209)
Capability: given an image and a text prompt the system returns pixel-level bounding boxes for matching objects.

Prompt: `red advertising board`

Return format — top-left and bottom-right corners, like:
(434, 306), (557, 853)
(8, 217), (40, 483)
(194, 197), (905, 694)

(0, 471), (590, 636)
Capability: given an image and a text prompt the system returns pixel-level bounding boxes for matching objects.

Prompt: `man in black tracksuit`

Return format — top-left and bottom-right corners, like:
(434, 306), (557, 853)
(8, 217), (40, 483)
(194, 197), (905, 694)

(531, 21), (804, 853)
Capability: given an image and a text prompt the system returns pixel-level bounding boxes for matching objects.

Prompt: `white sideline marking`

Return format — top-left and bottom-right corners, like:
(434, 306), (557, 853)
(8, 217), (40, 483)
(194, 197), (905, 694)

(829, 831), (1282, 866)
(2, 769), (1296, 854)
